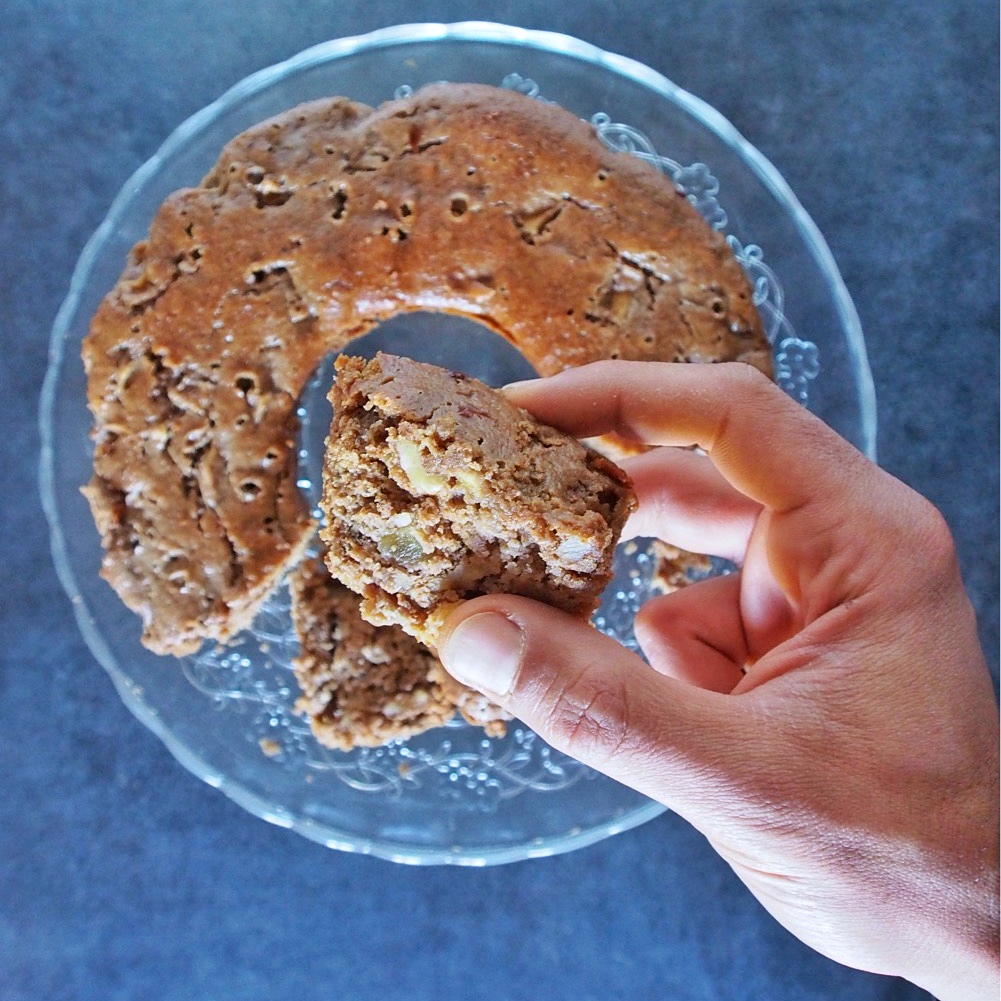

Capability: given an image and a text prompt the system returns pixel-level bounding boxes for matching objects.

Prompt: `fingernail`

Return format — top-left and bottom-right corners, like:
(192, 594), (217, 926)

(440, 612), (524, 697)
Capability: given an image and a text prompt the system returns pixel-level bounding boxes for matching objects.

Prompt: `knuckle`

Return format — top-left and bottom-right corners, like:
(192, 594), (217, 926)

(710, 362), (787, 449)
(910, 496), (960, 579)
(864, 481), (964, 603)
(722, 359), (777, 399)
(587, 358), (622, 379)
(878, 475), (959, 566)
(917, 499), (957, 558)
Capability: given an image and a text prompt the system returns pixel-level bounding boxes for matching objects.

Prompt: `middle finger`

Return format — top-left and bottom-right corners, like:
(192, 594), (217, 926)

(620, 447), (761, 563)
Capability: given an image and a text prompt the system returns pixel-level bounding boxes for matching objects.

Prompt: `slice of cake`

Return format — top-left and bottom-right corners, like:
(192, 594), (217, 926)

(649, 541), (715, 594)
(289, 553), (453, 749)
(290, 553), (509, 748)
(319, 352), (636, 649)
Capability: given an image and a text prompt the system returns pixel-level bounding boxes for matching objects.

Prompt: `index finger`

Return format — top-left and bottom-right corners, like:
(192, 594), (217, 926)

(505, 360), (871, 514)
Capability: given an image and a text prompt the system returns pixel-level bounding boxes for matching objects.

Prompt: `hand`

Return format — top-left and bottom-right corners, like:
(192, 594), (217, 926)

(437, 361), (999, 1001)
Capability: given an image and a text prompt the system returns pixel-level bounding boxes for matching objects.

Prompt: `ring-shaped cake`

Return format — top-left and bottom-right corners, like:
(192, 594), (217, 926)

(82, 82), (768, 656)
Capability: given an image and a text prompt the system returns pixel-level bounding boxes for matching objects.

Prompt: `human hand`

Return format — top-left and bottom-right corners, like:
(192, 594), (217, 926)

(437, 361), (999, 1001)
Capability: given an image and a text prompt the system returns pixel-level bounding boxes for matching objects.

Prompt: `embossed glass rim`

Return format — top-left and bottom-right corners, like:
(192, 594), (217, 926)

(39, 21), (876, 867)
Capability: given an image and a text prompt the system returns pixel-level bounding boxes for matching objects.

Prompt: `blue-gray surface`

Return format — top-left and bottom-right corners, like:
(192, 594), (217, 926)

(2, 2), (997, 999)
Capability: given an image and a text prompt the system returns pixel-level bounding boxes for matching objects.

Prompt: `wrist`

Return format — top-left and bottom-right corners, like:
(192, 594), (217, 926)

(880, 760), (999, 1001)
(906, 820), (999, 1001)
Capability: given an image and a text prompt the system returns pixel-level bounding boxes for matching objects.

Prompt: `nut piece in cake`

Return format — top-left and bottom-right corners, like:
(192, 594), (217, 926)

(319, 353), (636, 649)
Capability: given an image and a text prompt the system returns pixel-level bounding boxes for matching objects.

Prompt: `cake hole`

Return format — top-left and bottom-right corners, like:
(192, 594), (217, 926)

(294, 315), (537, 509)
(597, 487), (621, 510)
(330, 186), (349, 221)
(255, 188), (294, 209)
(449, 196), (468, 218)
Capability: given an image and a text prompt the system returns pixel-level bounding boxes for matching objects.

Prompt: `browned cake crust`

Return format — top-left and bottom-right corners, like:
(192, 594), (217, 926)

(320, 353), (636, 648)
(290, 553), (509, 747)
(82, 82), (769, 655)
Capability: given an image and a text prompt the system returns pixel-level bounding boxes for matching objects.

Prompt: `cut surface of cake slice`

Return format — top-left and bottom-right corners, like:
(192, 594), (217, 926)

(289, 553), (454, 750)
(319, 352), (635, 649)
(290, 553), (509, 749)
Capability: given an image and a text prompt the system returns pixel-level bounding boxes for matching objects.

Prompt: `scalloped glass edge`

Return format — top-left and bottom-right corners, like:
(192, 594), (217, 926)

(38, 21), (876, 866)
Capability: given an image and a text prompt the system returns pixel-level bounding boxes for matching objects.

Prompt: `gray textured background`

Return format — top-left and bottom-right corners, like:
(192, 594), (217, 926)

(2, 3), (997, 1000)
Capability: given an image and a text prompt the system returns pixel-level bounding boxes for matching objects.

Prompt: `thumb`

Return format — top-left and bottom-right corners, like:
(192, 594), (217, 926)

(437, 594), (738, 810)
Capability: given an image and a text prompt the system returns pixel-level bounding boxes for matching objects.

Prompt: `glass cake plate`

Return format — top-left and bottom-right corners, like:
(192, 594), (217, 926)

(39, 22), (876, 865)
